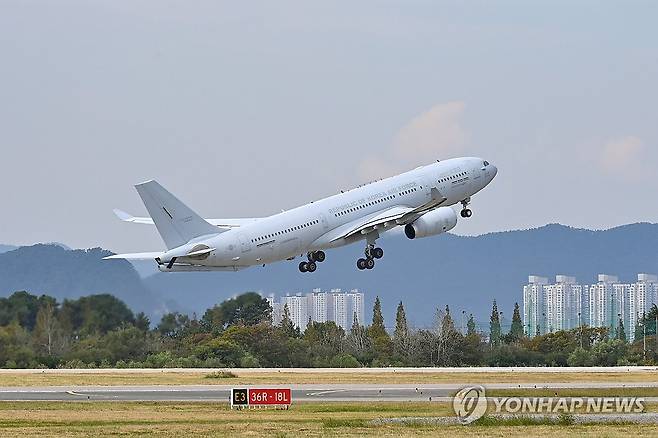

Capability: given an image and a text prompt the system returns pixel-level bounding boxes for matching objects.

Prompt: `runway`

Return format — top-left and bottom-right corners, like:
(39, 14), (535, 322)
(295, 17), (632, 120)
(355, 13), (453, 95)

(1, 382), (656, 403)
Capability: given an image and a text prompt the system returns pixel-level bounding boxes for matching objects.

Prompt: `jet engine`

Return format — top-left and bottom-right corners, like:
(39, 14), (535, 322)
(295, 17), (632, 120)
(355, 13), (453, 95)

(404, 207), (458, 239)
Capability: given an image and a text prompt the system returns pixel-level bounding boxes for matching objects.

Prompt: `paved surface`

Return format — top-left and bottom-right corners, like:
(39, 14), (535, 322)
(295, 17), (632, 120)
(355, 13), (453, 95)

(1, 383), (657, 402)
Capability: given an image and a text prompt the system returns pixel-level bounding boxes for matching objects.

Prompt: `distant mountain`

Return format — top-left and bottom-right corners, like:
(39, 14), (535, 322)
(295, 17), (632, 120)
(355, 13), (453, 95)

(0, 244), (172, 319)
(144, 223), (658, 329)
(3, 223), (657, 328)
(0, 244), (17, 254)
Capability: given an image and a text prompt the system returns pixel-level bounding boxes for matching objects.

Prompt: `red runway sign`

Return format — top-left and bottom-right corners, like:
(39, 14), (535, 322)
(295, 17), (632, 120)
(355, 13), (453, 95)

(231, 388), (291, 409)
(249, 388), (291, 405)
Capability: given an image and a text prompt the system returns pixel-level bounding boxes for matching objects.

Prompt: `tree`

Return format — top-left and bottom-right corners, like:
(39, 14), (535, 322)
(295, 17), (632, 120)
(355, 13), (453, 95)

(441, 305), (455, 333)
(135, 312), (150, 332)
(202, 292), (272, 331)
(466, 314), (477, 336)
(61, 294), (135, 335)
(567, 347), (592, 366)
(303, 321), (345, 366)
(33, 298), (59, 356)
(489, 300), (501, 346)
(102, 326), (150, 363)
(367, 296), (392, 362)
(436, 305), (462, 366)
(393, 302), (410, 361)
(369, 297), (386, 338)
(393, 302), (408, 340)
(279, 304), (299, 338)
(616, 317), (627, 342)
(0, 291), (41, 330)
(589, 339), (628, 366)
(634, 313), (645, 344)
(345, 312), (372, 363)
(508, 302), (524, 342)
(157, 312), (190, 338)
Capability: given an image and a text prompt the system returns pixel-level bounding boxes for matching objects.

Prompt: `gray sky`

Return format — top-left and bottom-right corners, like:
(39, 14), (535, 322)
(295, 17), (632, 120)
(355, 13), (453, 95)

(1, 1), (657, 253)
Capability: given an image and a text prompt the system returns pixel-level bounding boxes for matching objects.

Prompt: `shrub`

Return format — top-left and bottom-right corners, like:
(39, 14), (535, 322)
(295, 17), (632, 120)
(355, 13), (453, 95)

(205, 370), (237, 379)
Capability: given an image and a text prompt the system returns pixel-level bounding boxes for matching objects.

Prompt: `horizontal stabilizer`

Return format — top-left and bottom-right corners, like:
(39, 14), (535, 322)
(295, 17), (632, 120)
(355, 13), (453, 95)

(113, 208), (260, 228)
(113, 209), (155, 224)
(103, 252), (163, 260)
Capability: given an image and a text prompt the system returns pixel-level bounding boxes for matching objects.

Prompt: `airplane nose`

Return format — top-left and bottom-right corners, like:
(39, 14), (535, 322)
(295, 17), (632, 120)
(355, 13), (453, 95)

(490, 165), (498, 179)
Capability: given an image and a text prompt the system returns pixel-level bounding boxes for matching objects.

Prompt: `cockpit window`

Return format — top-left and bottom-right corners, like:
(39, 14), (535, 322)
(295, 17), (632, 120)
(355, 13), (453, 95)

(483, 161), (489, 166)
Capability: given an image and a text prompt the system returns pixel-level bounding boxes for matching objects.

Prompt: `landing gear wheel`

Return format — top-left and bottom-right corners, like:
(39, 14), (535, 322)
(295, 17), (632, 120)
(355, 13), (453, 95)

(365, 258), (375, 269)
(357, 258), (367, 270)
(372, 247), (384, 259)
(307, 261), (317, 272)
(461, 208), (472, 218)
(299, 262), (308, 273)
(315, 251), (326, 262)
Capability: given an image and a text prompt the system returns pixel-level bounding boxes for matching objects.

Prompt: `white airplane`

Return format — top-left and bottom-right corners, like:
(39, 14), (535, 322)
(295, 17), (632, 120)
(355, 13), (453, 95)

(105, 157), (497, 272)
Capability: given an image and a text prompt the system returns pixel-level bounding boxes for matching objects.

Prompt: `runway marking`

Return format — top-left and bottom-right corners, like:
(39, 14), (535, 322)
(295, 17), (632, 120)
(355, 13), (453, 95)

(307, 389), (348, 396)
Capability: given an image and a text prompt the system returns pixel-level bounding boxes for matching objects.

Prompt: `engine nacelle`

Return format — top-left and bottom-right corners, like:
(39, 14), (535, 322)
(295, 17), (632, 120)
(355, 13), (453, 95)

(404, 207), (458, 239)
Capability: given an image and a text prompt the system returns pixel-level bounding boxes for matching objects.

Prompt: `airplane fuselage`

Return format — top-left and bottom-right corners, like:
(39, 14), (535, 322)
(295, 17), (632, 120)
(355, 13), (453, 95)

(175, 157), (496, 269)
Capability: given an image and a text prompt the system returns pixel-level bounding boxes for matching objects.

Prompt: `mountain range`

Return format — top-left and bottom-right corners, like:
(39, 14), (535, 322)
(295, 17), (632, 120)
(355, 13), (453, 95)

(0, 244), (171, 318)
(2, 223), (658, 328)
(0, 244), (17, 254)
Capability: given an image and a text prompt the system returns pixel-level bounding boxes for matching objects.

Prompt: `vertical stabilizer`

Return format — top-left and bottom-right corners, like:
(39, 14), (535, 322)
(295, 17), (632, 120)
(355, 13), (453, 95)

(135, 180), (219, 249)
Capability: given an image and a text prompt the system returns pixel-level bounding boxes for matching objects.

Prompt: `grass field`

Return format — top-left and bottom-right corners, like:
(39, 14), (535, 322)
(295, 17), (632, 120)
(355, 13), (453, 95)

(1, 370), (657, 386)
(487, 387), (658, 398)
(0, 401), (656, 437)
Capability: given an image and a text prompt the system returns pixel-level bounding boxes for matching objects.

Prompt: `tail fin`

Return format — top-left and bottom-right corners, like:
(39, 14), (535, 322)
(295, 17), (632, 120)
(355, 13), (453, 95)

(135, 180), (219, 249)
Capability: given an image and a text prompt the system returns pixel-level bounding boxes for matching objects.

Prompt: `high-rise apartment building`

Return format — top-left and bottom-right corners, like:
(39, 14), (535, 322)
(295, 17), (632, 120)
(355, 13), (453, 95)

(522, 273), (657, 339)
(269, 289), (366, 332)
(523, 276), (547, 336)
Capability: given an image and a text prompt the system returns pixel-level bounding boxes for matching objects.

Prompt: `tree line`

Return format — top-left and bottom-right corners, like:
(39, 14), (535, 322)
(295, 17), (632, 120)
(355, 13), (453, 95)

(0, 291), (656, 368)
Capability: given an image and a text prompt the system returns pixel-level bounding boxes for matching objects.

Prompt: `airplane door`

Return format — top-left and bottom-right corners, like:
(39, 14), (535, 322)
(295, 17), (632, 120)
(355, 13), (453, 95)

(320, 213), (329, 230)
(238, 233), (251, 253)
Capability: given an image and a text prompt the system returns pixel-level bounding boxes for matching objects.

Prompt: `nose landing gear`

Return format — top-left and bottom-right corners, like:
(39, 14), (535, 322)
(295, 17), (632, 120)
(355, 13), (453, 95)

(460, 198), (473, 218)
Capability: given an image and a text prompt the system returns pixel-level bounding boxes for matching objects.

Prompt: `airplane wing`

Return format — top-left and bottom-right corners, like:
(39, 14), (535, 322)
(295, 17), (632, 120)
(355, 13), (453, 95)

(328, 186), (449, 242)
(113, 209), (260, 228)
(332, 206), (414, 241)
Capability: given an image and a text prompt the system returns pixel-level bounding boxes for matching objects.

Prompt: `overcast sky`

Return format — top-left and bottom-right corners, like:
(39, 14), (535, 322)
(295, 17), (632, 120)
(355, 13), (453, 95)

(1, 1), (657, 253)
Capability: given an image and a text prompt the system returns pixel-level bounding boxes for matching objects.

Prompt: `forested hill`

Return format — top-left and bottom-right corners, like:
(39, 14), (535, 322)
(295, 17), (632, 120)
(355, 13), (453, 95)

(0, 244), (170, 318)
(3, 223), (658, 327)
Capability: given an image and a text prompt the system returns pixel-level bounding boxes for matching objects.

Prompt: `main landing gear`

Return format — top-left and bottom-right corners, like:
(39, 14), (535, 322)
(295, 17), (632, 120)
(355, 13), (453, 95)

(357, 245), (384, 271)
(460, 198), (473, 218)
(298, 251), (325, 273)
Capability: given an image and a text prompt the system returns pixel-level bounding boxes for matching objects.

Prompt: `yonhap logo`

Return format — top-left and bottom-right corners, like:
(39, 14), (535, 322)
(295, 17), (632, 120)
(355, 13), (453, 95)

(453, 385), (487, 424)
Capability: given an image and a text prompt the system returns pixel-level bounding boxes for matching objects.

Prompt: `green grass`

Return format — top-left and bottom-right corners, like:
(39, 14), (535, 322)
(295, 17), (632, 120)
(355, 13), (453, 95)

(323, 418), (368, 428)
(0, 401), (655, 437)
(471, 413), (576, 426)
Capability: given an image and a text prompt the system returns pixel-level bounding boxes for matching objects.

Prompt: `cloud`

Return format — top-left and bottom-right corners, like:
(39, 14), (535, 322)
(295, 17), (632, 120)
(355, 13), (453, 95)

(359, 101), (467, 180)
(599, 136), (647, 180)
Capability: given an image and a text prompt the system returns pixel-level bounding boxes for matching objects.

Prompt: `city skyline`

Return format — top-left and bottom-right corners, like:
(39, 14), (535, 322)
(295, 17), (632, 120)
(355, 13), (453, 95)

(266, 288), (365, 332)
(523, 273), (658, 341)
